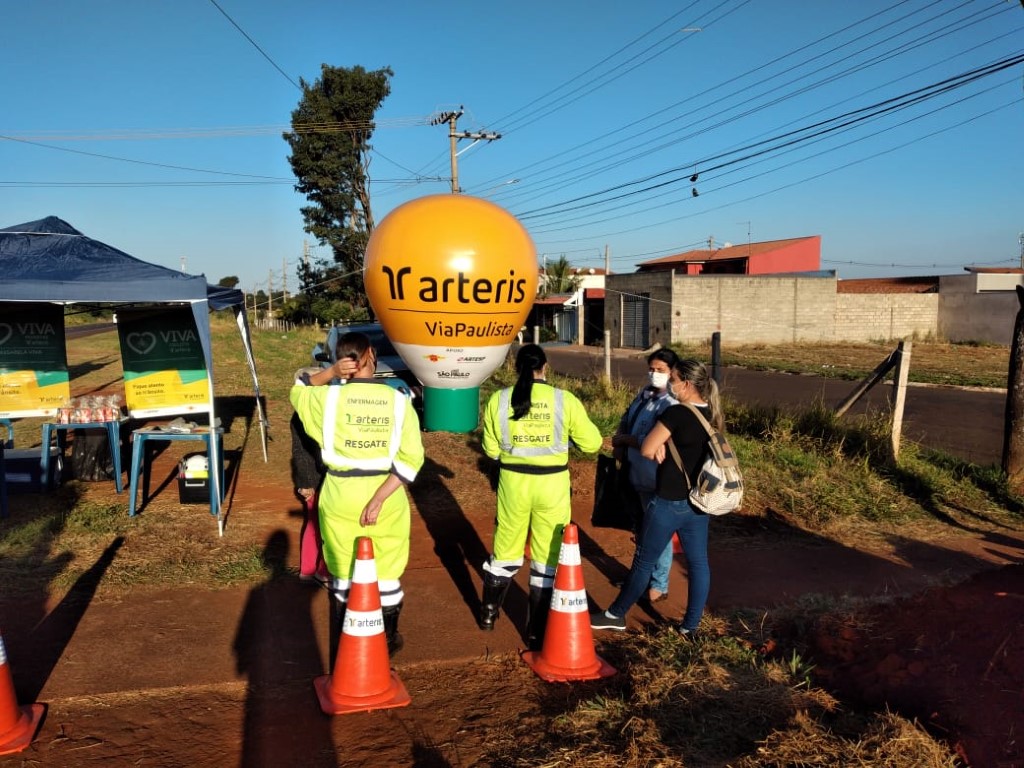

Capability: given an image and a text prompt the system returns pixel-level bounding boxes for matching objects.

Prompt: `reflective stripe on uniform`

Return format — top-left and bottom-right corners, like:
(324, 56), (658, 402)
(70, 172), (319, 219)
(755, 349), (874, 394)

(497, 387), (567, 457)
(331, 577), (404, 607)
(483, 558), (522, 579)
(528, 561), (556, 589)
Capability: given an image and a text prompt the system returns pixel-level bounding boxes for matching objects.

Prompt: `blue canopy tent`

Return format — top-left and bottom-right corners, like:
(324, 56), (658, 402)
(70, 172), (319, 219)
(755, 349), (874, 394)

(0, 216), (267, 533)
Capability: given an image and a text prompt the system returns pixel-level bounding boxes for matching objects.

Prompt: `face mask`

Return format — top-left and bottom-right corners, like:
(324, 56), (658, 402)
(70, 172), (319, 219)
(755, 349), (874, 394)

(648, 371), (670, 389)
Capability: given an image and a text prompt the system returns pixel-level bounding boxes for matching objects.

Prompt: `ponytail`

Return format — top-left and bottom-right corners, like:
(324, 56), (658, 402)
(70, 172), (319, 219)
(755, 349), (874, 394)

(673, 359), (724, 432)
(511, 344), (546, 420)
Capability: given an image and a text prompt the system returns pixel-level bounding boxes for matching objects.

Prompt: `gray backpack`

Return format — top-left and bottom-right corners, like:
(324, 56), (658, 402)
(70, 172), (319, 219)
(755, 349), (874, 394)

(666, 402), (743, 515)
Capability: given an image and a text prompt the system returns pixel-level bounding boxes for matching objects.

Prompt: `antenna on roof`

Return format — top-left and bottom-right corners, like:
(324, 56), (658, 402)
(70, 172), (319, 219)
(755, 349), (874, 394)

(736, 221), (752, 255)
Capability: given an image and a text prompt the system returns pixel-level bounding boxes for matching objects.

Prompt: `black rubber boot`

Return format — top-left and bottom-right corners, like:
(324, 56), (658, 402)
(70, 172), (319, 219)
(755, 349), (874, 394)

(478, 574), (512, 631)
(526, 587), (553, 651)
(328, 596), (346, 673)
(382, 602), (404, 656)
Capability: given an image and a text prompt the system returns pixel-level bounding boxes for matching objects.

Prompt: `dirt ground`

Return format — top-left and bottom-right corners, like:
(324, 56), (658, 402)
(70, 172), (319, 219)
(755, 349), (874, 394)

(1, 430), (1023, 767)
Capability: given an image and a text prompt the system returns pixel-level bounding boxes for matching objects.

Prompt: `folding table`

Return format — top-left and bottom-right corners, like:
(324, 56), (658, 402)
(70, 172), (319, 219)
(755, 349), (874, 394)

(127, 426), (224, 517)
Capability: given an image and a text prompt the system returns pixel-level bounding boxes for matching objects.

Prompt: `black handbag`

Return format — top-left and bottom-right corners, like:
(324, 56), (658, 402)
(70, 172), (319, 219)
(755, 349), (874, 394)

(591, 454), (643, 532)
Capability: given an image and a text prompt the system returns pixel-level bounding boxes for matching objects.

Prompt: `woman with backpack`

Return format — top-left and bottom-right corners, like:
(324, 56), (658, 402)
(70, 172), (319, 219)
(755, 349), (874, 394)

(591, 358), (721, 638)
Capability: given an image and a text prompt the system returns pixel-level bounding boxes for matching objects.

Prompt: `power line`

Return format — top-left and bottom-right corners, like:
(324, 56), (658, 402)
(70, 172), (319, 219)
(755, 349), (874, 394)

(534, 92), (1020, 244)
(491, 0), (739, 135)
(0, 134), (293, 179)
(531, 93), (1020, 258)
(476, 0), (933, 193)
(517, 54), (1024, 223)
(207, 0), (300, 90)
(0, 117), (431, 142)
(481, 1), (1016, 206)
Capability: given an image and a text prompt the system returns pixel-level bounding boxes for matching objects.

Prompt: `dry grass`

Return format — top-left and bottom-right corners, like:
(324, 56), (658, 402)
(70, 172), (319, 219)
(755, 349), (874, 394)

(5, 318), (1004, 765)
(675, 339), (1008, 389)
(479, 624), (957, 767)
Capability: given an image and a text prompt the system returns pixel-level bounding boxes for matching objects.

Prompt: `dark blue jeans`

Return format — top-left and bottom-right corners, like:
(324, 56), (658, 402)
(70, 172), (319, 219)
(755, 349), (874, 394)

(637, 491), (674, 594)
(608, 494), (710, 631)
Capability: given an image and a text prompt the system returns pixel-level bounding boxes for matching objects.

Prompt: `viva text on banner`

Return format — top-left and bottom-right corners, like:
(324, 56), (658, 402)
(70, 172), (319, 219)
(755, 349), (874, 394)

(0, 302), (71, 418)
(117, 308), (209, 417)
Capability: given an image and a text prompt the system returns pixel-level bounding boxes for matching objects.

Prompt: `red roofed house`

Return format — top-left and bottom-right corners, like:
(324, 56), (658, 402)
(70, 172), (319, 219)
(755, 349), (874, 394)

(605, 235), (829, 348)
(636, 236), (821, 275)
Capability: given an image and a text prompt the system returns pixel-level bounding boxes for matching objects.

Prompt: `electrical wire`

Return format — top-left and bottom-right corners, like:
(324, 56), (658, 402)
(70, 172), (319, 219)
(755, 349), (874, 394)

(0, 134), (293, 180)
(515, 53), (1023, 222)
(490, 3), (1016, 212)
(207, 0), (300, 90)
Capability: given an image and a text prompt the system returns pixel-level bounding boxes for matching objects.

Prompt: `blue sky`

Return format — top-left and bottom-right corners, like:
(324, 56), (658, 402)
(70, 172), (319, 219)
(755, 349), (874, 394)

(2, 1), (1022, 294)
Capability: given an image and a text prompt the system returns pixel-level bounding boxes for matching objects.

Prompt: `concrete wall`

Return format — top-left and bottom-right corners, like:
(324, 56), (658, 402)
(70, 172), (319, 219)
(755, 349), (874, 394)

(669, 275), (836, 344)
(939, 274), (1022, 345)
(604, 272), (949, 347)
(835, 293), (938, 342)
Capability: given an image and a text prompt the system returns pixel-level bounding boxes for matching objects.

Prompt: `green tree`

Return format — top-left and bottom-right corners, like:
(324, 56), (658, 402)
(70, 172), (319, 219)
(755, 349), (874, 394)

(541, 255), (582, 296)
(217, 276), (240, 289)
(253, 290), (269, 316)
(283, 64), (393, 311)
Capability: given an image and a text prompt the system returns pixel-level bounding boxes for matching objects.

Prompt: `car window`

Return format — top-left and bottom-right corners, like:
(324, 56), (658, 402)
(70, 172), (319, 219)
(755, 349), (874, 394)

(367, 330), (397, 357)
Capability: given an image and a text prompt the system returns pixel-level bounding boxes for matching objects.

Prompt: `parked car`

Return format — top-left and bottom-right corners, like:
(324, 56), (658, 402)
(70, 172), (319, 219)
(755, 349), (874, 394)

(312, 322), (423, 406)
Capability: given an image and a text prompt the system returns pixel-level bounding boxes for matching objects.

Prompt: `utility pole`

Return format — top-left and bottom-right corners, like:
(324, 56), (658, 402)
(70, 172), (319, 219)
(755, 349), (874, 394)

(180, 256), (187, 273)
(282, 258), (288, 301)
(431, 106), (501, 193)
(268, 270), (274, 314)
(604, 245), (610, 275)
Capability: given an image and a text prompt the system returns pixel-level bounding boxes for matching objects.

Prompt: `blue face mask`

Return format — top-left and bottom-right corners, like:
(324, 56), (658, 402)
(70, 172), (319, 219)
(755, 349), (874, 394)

(648, 371), (670, 390)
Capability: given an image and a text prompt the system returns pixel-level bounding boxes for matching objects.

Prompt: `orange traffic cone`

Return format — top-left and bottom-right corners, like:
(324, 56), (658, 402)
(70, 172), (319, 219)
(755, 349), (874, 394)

(313, 537), (411, 715)
(0, 630), (44, 756)
(522, 523), (617, 682)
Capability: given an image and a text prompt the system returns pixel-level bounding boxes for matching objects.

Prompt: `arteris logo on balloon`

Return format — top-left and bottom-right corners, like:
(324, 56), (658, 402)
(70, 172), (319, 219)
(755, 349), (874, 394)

(363, 194), (539, 432)
(379, 266), (529, 305)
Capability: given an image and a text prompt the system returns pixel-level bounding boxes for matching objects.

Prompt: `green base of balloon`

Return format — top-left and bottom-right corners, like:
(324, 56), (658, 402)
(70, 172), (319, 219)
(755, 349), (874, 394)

(423, 386), (480, 433)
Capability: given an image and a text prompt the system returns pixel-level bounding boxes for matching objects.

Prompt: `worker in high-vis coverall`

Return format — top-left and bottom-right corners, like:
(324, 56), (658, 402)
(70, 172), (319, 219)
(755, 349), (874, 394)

(479, 343), (602, 650)
(290, 332), (424, 657)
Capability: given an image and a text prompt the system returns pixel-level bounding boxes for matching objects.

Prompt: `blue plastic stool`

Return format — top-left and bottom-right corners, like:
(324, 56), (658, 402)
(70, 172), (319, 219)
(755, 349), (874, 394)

(41, 420), (124, 493)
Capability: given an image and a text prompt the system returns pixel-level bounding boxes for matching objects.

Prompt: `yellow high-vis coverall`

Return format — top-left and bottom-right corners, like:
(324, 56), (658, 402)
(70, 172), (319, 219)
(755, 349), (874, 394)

(290, 377), (424, 606)
(481, 381), (602, 589)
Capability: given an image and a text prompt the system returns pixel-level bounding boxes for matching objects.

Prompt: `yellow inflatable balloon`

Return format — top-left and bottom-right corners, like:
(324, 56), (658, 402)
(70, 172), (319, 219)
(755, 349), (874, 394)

(364, 194), (538, 432)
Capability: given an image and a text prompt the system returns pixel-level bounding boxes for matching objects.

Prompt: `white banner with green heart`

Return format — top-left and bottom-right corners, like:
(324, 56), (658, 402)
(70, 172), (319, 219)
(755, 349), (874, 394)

(0, 302), (71, 418)
(117, 307), (209, 417)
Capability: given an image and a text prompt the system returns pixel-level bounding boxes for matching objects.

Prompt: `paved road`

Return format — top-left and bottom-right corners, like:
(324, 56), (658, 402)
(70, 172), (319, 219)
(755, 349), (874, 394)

(543, 345), (1005, 467)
